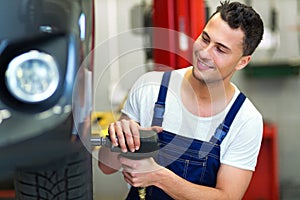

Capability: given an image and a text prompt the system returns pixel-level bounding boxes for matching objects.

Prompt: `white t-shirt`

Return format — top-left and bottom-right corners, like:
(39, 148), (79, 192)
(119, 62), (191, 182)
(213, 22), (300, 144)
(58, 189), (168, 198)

(122, 67), (263, 171)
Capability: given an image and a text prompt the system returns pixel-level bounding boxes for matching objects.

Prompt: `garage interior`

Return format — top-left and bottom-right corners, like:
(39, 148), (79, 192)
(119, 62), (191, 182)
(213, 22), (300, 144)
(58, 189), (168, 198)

(1, 0), (300, 199)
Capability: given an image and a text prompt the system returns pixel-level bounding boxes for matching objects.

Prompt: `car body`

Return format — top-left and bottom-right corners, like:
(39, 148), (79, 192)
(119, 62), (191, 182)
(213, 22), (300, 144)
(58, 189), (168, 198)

(0, 0), (94, 199)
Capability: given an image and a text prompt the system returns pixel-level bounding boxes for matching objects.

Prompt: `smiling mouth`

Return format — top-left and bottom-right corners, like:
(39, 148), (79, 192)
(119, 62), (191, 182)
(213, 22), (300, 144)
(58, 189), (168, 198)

(197, 59), (214, 71)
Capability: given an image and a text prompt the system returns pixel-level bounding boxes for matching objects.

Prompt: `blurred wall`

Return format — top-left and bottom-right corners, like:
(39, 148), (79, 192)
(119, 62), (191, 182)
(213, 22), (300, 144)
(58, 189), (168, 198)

(93, 0), (150, 113)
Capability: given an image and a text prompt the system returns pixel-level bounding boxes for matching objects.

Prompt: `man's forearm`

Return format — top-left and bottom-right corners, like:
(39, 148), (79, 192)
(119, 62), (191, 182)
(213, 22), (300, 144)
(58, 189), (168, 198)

(153, 168), (227, 200)
(98, 146), (121, 174)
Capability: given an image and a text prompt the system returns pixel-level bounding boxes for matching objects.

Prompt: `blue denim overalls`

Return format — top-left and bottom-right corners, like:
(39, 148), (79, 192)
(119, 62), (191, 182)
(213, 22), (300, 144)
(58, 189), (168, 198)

(126, 71), (246, 200)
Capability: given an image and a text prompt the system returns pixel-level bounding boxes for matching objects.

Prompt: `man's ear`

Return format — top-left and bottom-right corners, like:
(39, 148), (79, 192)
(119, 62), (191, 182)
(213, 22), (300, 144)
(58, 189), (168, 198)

(236, 55), (251, 70)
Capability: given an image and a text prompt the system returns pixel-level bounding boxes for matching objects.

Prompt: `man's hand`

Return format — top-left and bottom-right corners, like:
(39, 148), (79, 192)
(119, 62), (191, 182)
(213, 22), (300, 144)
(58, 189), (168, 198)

(119, 156), (163, 187)
(108, 114), (163, 153)
(108, 118), (140, 153)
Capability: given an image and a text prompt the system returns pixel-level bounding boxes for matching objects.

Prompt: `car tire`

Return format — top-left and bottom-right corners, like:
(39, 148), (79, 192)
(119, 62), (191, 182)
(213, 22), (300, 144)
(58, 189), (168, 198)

(14, 147), (93, 200)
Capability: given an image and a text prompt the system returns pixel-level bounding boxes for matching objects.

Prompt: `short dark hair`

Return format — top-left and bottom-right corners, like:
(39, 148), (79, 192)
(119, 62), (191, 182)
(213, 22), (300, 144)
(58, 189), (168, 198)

(210, 1), (264, 56)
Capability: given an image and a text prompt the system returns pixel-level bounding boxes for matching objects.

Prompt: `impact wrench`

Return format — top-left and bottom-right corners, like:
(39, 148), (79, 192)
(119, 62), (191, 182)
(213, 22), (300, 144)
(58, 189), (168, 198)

(91, 130), (160, 200)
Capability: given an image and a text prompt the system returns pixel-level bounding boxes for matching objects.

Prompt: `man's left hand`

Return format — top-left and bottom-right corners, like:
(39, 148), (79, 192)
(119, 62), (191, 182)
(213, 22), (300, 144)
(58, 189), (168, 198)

(119, 156), (162, 187)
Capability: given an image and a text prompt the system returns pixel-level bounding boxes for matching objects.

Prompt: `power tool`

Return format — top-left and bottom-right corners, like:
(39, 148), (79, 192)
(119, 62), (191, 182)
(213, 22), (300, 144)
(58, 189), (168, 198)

(91, 129), (160, 200)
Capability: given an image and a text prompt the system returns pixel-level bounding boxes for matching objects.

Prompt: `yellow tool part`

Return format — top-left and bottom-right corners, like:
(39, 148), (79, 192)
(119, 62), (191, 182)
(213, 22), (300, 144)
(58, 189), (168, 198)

(91, 111), (120, 137)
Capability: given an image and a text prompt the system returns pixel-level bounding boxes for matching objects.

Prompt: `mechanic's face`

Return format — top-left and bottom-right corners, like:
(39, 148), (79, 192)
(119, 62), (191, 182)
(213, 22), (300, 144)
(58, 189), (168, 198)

(193, 13), (251, 84)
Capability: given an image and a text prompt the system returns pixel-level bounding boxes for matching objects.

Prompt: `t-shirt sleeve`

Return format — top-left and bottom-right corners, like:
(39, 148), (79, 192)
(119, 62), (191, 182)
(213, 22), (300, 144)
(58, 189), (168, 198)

(221, 112), (263, 171)
(121, 77), (143, 123)
(121, 71), (163, 125)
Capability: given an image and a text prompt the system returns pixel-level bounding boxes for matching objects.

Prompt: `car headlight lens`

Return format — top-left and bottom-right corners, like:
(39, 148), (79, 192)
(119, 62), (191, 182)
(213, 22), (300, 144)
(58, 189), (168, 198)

(5, 50), (59, 103)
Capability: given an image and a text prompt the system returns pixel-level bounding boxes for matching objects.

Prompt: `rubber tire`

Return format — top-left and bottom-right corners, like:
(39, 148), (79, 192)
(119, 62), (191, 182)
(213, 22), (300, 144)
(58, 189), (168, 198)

(14, 148), (93, 200)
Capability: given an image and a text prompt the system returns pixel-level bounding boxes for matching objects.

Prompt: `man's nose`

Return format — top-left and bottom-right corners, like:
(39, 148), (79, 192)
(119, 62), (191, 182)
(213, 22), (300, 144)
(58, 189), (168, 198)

(200, 44), (213, 59)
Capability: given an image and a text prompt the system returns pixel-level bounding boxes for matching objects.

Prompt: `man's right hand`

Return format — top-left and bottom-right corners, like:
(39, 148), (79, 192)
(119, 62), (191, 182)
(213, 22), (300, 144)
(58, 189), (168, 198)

(108, 117), (141, 153)
(108, 114), (163, 154)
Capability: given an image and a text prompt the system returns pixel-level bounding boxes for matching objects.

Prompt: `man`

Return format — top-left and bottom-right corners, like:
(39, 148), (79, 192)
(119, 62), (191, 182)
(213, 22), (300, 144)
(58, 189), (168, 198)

(98, 1), (264, 199)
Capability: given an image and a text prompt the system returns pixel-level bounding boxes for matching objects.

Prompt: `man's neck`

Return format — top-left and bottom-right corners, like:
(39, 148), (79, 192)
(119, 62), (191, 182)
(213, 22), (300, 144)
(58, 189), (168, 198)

(181, 68), (235, 117)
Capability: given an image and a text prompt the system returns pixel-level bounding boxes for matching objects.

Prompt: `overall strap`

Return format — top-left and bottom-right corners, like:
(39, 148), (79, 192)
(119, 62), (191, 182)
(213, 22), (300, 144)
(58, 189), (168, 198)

(210, 92), (246, 145)
(151, 71), (172, 126)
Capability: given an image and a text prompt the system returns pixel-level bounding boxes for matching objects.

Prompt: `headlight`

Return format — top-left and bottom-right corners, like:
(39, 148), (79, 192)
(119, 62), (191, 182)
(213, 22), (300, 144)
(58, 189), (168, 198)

(5, 50), (59, 103)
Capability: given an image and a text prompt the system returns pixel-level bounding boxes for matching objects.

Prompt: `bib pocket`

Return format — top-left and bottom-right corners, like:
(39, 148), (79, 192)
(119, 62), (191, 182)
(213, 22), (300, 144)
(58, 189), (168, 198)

(157, 150), (208, 184)
(157, 131), (221, 187)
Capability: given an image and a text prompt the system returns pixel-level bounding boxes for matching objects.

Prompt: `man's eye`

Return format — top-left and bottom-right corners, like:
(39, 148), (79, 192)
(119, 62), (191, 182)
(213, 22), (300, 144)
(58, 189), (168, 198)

(216, 47), (225, 53)
(202, 36), (209, 43)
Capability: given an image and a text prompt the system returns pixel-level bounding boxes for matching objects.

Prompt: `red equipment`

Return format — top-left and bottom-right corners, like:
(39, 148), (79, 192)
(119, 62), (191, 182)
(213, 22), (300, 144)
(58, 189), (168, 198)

(152, 0), (206, 70)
